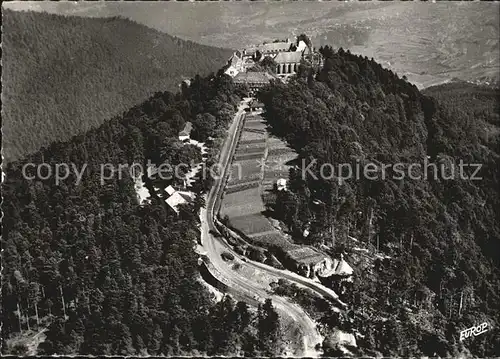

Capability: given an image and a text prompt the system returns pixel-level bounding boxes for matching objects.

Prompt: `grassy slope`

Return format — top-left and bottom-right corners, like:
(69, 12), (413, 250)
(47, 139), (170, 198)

(2, 9), (233, 161)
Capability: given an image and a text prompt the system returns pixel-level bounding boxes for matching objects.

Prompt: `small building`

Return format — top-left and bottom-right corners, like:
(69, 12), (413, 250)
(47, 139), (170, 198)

(334, 254), (354, 278)
(166, 185), (176, 196)
(165, 190), (194, 214)
(224, 51), (245, 77)
(274, 51), (304, 77)
(249, 100), (264, 112)
(303, 222), (311, 238)
(284, 246), (333, 279)
(224, 65), (239, 77)
(276, 178), (287, 191)
(166, 192), (188, 214)
(178, 121), (192, 141)
(318, 254), (354, 282)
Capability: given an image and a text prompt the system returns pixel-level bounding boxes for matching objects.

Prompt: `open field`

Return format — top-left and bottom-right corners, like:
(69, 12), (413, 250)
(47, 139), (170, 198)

(228, 159), (261, 183)
(268, 142), (290, 153)
(221, 110), (300, 249)
(235, 144), (267, 155)
(263, 151), (297, 188)
(244, 121), (268, 131)
(245, 113), (264, 121)
(242, 128), (266, 135)
(263, 170), (290, 188)
(228, 213), (276, 236)
(240, 140), (266, 146)
(268, 148), (297, 157)
(228, 176), (261, 187)
(225, 181), (260, 194)
(234, 152), (264, 161)
(261, 190), (278, 207)
(248, 231), (296, 250)
(221, 187), (265, 217)
(240, 130), (266, 142)
(228, 167), (260, 181)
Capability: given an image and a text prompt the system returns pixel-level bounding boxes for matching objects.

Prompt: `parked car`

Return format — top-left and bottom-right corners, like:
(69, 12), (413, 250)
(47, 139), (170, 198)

(221, 251), (235, 261)
(209, 229), (221, 237)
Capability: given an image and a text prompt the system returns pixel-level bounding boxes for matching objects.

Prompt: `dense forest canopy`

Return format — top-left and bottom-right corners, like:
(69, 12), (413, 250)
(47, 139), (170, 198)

(2, 9), (233, 162)
(2, 71), (284, 356)
(258, 46), (500, 357)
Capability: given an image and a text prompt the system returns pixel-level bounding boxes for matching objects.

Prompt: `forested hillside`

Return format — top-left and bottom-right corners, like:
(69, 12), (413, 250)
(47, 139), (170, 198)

(2, 73), (283, 356)
(258, 47), (500, 357)
(2, 9), (233, 162)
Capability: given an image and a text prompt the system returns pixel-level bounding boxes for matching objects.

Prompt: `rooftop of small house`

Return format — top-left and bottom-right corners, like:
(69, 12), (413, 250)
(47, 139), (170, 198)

(166, 185), (176, 196)
(165, 189), (194, 213)
(166, 191), (188, 213)
(318, 254), (354, 277)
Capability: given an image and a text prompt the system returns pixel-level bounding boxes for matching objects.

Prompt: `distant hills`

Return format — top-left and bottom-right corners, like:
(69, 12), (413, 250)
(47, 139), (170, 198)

(2, 9), (233, 161)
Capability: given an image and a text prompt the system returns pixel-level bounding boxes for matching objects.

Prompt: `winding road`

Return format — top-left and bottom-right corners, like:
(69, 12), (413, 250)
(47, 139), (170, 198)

(199, 98), (345, 356)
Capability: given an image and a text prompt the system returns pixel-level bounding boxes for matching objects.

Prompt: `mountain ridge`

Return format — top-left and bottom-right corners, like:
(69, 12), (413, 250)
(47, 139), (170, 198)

(2, 9), (233, 162)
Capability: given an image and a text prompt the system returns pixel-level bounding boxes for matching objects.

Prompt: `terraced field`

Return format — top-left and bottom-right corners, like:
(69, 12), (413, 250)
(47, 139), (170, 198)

(220, 187), (265, 218)
(220, 110), (299, 249)
(263, 135), (297, 189)
(227, 159), (261, 185)
(240, 128), (266, 140)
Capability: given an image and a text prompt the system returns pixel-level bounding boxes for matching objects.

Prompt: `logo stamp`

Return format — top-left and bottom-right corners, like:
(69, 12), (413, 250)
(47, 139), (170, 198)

(459, 322), (489, 341)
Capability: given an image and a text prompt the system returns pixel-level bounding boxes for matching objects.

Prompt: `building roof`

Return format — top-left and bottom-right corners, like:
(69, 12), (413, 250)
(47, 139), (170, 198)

(166, 192), (188, 213)
(274, 51), (304, 64)
(286, 246), (326, 265)
(230, 52), (241, 62)
(245, 40), (291, 56)
(179, 121), (192, 137)
(177, 191), (195, 202)
(334, 254), (353, 276)
(296, 40), (308, 52)
(257, 41), (292, 53)
(250, 100), (264, 108)
(243, 48), (257, 57)
(224, 66), (239, 77)
(166, 185), (176, 196)
(233, 72), (274, 85)
(228, 52), (243, 68)
(318, 255), (354, 277)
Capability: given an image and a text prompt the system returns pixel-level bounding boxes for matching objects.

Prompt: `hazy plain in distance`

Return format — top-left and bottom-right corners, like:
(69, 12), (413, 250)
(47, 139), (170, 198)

(4, 1), (499, 88)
